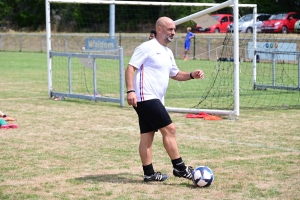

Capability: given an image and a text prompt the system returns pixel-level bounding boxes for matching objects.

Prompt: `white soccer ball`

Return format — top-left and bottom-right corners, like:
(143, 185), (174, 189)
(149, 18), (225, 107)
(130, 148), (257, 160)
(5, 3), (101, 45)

(192, 166), (214, 188)
(82, 47), (85, 51)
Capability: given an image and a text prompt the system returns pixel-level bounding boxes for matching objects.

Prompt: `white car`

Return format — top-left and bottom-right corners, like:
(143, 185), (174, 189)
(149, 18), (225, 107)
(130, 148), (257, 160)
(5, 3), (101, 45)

(228, 13), (271, 33)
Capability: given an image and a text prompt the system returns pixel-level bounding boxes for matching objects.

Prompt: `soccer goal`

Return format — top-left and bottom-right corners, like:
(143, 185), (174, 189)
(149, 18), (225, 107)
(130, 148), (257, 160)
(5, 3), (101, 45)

(46, 0), (253, 118)
(46, 1), (300, 118)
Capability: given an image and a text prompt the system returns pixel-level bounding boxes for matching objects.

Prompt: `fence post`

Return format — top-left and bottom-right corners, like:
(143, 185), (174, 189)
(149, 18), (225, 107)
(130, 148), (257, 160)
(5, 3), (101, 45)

(175, 37), (178, 58)
(193, 36), (195, 59)
(244, 38), (247, 62)
(64, 36), (68, 52)
(41, 35), (44, 52)
(119, 32), (122, 46)
(20, 34), (22, 52)
(208, 37), (211, 60)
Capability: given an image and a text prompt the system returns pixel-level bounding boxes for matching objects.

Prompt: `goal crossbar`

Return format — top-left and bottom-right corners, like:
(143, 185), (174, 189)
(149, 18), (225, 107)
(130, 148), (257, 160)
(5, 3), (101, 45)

(48, 0), (256, 8)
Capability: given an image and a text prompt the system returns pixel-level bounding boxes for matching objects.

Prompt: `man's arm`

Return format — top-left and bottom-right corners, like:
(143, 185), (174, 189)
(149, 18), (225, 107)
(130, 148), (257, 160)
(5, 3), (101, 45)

(171, 70), (204, 81)
(125, 64), (138, 107)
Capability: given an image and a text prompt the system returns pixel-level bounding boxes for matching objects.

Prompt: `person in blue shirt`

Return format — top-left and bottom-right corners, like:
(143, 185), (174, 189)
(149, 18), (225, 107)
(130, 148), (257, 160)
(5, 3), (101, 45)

(184, 27), (194, 60)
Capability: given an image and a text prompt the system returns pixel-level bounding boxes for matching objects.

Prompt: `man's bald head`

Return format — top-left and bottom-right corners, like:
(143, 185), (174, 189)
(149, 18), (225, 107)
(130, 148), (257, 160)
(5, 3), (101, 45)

(156, 17), (174, 29)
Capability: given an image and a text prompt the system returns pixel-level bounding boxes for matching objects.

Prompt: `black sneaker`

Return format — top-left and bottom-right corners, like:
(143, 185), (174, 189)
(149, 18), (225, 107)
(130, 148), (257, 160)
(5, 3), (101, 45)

(173, 166), (194, 180)
(144, 172), (169, 182)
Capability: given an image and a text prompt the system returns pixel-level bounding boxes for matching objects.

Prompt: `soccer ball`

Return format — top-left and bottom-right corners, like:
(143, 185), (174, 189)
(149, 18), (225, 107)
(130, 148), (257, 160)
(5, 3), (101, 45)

(192, 166), (214, 188)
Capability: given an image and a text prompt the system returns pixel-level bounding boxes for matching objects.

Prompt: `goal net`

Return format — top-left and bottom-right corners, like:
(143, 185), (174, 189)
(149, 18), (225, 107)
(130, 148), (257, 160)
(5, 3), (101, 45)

(205, 10), (300, 111)
(210, 32), (300, 111)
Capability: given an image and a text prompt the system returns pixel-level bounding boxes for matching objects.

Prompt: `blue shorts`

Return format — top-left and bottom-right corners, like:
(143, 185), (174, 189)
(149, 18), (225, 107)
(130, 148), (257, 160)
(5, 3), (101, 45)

(133, 99), (172, 134)
(184, 42), (191, 50)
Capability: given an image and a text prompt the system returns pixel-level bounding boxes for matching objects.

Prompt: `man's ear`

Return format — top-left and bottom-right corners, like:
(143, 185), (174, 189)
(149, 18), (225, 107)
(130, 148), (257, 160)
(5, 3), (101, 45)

(157, 26), (162, 33)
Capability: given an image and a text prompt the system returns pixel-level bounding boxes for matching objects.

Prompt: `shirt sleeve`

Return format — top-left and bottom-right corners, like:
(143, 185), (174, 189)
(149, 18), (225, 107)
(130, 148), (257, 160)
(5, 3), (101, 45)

(128, 46), (147, 69)
(169, 49), (180, 77)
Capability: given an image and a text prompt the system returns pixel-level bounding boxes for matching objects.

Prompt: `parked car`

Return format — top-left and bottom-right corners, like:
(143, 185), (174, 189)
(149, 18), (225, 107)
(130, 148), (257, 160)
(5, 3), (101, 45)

(295, 20), (300, 33)
(261, 12), (300, 33)
(195, 14), (233, 33)
(228, 13), (271, 33)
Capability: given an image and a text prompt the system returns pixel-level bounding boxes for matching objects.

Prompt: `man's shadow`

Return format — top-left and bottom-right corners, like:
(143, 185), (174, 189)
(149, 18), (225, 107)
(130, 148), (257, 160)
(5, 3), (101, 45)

(75, 173), (142, 184)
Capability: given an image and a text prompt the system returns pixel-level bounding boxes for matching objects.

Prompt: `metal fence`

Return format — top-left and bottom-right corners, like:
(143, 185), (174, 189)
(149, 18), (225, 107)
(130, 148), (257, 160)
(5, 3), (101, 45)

(0, 33), (232, 60)
(2, 33), (300, 62)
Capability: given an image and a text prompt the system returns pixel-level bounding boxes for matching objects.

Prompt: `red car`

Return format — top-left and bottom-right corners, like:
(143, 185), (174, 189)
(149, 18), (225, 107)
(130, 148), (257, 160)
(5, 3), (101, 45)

(195, 14), (233, 33)
(261, 12), (300, 33)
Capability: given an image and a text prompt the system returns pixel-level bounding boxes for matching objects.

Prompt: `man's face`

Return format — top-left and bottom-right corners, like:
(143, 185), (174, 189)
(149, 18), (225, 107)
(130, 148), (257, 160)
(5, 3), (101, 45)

(162, 22), (176, 43)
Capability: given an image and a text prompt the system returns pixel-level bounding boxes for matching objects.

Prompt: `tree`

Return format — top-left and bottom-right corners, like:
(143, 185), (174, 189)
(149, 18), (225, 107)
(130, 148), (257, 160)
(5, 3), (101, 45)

(0, 0), (300, 32)
(0, 0), (45, 31)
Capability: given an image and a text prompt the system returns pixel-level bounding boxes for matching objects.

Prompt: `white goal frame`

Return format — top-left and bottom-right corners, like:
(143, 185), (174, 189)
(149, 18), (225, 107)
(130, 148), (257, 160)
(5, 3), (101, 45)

(46, 0), (257, 118)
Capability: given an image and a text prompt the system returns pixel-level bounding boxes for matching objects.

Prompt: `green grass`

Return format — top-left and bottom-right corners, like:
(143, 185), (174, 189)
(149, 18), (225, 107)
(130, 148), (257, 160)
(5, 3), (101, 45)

(0, 52), (299, 199)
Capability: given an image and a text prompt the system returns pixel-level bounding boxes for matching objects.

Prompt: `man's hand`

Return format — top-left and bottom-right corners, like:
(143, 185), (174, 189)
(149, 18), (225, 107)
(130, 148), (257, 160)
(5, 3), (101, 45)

(127, 92), (137, 107)
(192, 70), (204, 79)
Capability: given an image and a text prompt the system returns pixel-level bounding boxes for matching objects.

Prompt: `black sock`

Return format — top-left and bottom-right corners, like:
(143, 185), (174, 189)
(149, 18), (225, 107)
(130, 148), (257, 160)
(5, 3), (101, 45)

(143, 163), (155, 176)
(172, 157), (186, 171)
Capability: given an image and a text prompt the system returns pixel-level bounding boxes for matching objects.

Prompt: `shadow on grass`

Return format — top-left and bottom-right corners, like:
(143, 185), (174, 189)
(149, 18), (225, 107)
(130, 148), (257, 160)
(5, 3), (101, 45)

(74, 173), (142, 184)
(73, 173), (195, 188)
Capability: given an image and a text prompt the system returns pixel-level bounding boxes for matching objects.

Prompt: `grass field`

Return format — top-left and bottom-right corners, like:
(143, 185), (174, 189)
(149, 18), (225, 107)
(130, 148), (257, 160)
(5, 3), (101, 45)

(0, 52), (300, 199)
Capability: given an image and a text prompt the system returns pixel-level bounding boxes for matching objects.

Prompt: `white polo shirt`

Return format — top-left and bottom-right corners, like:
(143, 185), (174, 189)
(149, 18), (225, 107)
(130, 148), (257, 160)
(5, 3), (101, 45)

(129, 38), (179, 102)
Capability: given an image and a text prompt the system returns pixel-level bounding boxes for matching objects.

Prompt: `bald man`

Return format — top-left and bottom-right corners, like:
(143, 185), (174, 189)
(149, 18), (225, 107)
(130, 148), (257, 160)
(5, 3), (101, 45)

(125, 16), (204, 182)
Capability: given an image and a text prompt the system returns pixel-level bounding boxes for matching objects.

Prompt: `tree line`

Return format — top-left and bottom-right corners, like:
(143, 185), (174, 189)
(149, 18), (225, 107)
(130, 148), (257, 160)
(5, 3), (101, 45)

(0, 0), (299, 32)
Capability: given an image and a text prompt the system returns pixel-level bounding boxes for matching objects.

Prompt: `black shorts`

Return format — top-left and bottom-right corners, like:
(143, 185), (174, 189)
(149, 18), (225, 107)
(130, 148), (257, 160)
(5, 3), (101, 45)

(133, 99), (172, 134)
